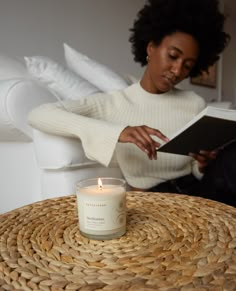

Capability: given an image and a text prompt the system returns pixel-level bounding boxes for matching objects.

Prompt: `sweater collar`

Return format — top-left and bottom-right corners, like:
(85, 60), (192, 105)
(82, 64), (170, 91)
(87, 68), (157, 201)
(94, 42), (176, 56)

(126, 82), (175, 101)
(137, 81), (174, 96)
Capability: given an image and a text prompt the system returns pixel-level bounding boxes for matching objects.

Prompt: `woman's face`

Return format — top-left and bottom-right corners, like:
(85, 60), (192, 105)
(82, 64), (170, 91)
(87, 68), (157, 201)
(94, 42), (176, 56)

(141, 31), (199, 94)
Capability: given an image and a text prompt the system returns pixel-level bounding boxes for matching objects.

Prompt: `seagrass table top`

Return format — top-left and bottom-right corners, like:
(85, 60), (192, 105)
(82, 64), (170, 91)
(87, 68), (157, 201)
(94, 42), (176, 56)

(0, 192), (236, 291)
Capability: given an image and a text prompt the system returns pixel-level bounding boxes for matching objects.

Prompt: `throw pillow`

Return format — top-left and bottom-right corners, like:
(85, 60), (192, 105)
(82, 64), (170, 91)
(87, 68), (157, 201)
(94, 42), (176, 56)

(123, 74), (139, 85)
(63, 43), (128, 92)
(24, 56), (100, 100)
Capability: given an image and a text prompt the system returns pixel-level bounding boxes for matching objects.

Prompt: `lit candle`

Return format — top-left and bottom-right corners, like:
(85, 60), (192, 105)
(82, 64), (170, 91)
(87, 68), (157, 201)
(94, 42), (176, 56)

(76, 177), (126, 240)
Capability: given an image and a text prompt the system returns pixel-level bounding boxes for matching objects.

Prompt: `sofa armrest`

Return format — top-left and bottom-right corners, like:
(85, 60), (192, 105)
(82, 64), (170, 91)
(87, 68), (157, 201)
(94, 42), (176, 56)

(207, 101), (233, 109)
(32, 129), (123, 198)
(0, 79), (56, 141)
(32, 129), (120, 170)
(32, 129), (95, 169)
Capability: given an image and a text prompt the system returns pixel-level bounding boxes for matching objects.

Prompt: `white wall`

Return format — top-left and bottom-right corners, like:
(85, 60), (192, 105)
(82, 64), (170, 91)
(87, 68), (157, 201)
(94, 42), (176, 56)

(0, 0), (145, 77)
(177, 67), (222, 103)
(222, 17), (236, 105)
(179, 1), (236, 105)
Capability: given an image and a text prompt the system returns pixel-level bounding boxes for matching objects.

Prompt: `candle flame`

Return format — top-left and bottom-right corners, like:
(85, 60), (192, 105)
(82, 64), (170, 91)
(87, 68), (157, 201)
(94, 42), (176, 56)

(98, 178), (103, 190)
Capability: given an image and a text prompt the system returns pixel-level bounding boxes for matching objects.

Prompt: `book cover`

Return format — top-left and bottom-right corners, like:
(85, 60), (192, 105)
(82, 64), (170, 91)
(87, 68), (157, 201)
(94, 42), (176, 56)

(157, 106), (236, 155)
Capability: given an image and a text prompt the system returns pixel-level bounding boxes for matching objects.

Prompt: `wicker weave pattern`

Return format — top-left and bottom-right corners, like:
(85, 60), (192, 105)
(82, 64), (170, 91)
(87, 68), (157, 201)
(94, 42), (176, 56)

(0, 192), (236, 290)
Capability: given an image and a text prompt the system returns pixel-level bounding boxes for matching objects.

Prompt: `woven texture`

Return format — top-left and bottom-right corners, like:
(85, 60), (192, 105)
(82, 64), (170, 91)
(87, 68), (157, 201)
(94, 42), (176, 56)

(0, 192), (236, 290)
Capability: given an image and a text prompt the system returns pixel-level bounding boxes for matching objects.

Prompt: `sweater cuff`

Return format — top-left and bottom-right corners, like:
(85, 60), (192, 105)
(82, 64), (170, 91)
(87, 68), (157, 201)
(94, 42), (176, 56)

(192, 160), (204, 180)
(81, 123), (126, 167)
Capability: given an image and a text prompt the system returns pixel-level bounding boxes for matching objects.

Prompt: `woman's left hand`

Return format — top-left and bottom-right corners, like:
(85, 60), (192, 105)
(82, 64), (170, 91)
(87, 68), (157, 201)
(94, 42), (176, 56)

(189, 150), (218, 173)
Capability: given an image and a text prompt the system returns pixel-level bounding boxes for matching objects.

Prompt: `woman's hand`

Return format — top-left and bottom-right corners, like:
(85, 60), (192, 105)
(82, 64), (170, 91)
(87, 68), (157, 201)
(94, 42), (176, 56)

(189, 150), (218, 173)
(119, 125), (169, 160)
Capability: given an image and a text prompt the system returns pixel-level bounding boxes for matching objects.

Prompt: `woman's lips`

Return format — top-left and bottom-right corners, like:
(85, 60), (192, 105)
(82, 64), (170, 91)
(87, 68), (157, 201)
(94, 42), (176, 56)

(163, 75), (175, 86)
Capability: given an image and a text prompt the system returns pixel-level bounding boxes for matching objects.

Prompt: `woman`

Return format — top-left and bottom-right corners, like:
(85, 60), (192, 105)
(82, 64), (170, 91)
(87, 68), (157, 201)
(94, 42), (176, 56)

(28, 0), (235, 206)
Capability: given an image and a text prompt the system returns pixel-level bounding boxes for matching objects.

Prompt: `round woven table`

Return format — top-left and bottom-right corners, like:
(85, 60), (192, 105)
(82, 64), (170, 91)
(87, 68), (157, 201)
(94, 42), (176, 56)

(0, 192), (236, 291)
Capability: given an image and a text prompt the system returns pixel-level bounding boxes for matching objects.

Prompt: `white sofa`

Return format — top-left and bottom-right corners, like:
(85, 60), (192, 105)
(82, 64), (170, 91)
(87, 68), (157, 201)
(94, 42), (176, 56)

(0, 49), (233, 214)
(0, 53), (124, 214)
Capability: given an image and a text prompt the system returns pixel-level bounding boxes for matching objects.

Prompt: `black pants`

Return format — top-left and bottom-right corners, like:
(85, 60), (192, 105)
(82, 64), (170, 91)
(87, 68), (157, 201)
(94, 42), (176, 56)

(149, 141), (236, 207)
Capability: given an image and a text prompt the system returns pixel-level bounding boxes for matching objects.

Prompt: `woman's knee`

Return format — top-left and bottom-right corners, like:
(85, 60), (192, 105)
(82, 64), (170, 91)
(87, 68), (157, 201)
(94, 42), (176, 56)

(219, 141), (236, 172)
(200, 141), (236, 194)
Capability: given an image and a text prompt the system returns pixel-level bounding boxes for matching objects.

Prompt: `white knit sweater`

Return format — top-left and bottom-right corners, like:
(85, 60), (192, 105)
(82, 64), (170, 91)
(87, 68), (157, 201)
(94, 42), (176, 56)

(28, 82), (206, 189)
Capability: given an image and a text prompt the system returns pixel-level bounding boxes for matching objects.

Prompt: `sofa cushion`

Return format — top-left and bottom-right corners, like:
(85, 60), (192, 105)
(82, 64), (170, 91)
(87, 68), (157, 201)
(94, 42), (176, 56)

(64, 43), (128, 92)
(24, 56), (100, 100)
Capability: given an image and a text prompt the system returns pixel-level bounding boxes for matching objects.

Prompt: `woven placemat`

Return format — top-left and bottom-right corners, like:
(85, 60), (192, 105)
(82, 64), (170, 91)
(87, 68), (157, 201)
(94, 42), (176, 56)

(0, 192), (236, 291)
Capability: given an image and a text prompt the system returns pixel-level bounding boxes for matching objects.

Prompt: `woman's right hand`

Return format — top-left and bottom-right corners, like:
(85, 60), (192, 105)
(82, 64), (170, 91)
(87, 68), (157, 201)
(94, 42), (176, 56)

(118, 125), (169, 160)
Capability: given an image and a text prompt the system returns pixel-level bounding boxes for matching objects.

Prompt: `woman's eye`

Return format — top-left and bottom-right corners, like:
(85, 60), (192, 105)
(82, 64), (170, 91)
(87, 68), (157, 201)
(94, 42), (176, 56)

(169, 54), (177, 60)
(184, 64), (193, 71)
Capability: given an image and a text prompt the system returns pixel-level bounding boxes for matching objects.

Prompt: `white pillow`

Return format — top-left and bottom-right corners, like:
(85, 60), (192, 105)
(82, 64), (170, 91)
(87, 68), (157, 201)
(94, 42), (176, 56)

(64, 43), (128, 92)
(24, 56), (100, 100)
(123, 74), (139, 85)
(0, 55), (28, 80)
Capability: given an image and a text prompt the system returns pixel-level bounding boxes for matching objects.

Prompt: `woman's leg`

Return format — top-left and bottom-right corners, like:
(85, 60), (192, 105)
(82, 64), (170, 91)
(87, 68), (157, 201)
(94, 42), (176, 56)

(199, 141), (236, 206)
(149, 174), (201, 195)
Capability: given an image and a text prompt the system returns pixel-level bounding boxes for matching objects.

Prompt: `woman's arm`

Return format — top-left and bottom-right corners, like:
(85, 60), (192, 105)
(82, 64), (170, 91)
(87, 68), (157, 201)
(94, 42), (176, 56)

(28, 98), (126, 167)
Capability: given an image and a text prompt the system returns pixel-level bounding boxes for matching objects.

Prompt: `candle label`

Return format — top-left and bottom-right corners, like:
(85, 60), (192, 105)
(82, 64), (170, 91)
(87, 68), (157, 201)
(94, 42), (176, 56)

(83, 197), (126, 230)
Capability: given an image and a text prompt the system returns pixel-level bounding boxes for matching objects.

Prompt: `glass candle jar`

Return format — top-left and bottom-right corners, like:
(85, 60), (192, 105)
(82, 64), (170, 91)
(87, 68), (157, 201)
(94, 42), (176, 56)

(76, 177), (126, 240)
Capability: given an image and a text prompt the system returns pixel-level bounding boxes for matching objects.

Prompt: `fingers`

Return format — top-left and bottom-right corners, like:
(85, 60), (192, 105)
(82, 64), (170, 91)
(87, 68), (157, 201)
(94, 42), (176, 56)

(199, 150), (218, 159)
(144, 126), (169, 143)
(125, 126), (158, 160)
(119, 125), (169, 160)
(189, 150), (218, 161)
(189, 150), (218, 173)
(132, 126), (162, 159)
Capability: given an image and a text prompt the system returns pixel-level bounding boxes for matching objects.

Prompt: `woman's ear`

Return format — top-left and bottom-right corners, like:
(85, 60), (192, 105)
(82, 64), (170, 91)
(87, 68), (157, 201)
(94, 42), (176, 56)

(147, 41), (156, 58)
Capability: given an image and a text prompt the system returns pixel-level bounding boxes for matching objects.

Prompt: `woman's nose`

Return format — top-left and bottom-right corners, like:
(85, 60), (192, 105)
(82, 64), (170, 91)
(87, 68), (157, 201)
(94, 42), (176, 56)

(171, 61), (182, 77)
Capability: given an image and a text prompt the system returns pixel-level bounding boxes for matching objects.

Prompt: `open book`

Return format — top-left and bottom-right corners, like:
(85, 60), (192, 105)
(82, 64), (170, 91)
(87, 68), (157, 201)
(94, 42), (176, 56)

(157, 106), (236, 155)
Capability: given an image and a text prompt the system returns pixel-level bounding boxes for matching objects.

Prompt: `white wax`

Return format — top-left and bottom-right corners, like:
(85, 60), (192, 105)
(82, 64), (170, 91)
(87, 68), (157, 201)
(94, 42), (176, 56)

(79, 185), (125, 197)
(77, 184), (126, 236)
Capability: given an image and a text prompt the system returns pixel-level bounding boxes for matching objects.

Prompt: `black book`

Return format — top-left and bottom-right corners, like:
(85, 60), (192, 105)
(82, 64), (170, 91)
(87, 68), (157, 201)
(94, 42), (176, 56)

(157, 106), (236, 155)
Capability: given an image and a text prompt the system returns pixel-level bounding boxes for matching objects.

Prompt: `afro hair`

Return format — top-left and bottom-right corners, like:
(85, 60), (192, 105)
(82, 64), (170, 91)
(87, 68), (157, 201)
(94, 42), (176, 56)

(129, 0), (230, 77)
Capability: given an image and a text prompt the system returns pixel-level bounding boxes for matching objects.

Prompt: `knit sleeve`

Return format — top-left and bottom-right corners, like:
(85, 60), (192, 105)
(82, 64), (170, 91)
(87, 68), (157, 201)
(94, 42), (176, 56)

(191, 159), (204, 180)
(28, 96), (126, 167)
(188, 91), (206, 180)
